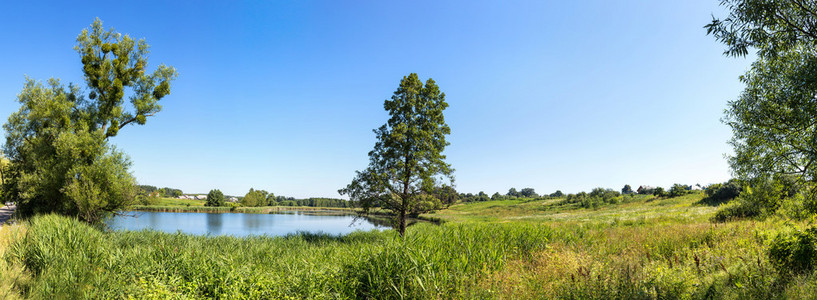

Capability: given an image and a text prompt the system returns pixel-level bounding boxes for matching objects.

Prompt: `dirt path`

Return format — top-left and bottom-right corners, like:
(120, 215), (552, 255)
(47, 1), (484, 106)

(0, 205), (15, 225)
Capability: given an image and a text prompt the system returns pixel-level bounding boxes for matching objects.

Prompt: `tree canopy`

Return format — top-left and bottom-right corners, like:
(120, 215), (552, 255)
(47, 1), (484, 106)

(1, 19), (176, 223)
(205, 189), (225, 207)
(708, 1), (817, 189)
(339, 73), (453, 236)
(241, 188), (267, 207)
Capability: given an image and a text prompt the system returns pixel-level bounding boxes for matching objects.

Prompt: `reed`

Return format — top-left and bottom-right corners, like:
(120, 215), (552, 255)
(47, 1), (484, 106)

(2, 214), (552, 299)
(4, 192), (817, 298)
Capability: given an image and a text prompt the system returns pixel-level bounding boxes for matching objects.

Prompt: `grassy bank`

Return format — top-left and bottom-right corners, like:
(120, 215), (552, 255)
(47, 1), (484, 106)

(1, 214), (550, 299)
(2, 192), (817, 298)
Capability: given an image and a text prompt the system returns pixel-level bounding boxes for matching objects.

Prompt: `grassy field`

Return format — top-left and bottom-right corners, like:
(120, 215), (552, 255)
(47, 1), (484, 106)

(1, 192), (816, 298)
(153, 197), (206, 206)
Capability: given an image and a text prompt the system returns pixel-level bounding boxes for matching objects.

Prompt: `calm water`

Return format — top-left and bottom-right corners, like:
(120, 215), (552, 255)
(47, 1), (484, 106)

(107, 211), (390, 237)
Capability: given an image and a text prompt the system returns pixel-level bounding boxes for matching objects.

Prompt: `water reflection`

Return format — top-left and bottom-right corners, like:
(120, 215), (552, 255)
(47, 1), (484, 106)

(108, 211), (391, 237)
(206, 213), (222, 234)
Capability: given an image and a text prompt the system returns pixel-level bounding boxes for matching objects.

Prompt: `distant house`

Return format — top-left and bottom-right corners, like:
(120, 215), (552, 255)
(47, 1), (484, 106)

(228, 197), (238, 202)
(195, 195), (206, 200)
(637, 185), (655, 194)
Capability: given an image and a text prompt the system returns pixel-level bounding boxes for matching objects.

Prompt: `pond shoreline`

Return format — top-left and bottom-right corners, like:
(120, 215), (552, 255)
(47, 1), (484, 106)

(126, 205), (443, 225)
(128, 205), (355, 214)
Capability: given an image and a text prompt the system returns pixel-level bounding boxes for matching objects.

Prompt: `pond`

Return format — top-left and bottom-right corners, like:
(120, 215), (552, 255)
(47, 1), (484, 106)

(107, 211), (391, 237)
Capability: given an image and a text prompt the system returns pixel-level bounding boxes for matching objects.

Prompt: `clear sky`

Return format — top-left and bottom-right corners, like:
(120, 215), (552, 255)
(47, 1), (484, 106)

(0, 1), (752, 197)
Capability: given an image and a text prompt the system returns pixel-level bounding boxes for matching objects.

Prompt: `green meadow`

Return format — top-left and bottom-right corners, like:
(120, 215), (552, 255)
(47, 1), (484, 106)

(2, 192), (816, 299)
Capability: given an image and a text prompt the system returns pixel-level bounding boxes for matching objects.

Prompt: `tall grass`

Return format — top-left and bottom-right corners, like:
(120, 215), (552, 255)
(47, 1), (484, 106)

(6, 193), (817, 298)
(0, 223), (29, 300)
(3, 214), (551, 299)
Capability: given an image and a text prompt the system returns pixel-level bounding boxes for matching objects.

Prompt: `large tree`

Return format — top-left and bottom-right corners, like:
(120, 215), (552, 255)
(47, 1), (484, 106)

(708, 1), (817, 185)
(205, 189), (225, 207)
(339, 73), (453, 236)
(2, 19), (176, 222)
(240, 188), (266, 207)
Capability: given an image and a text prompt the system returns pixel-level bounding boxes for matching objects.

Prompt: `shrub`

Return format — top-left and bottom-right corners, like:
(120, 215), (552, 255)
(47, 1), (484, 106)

(205, 189), (225, 207)
(668, 184), (689, 198)
(768, 226), (817, 276)
(712, 179), (786, 221)
(703, 179), (742, 205)
(653, 187), (667, 197)
(712, 200), (761, 222)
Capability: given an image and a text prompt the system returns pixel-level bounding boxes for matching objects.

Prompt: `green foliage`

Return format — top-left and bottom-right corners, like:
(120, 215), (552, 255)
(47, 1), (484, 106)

(74, 18), (177, 139)
(158, 187), (183, 198)
(274, 197), (350, 208)
(1, 19), (176, 223)
(205, 189), (225, 207)
(433, 185), (458, 207)
(63, 150), (137, 224)
(562, 188), (623, 209)
(709, 1), (817, 190)
(706, 0), (817, 58)
(519, 187), (538, 198)
(5, 214), (551, 299)
(240, 188), (266, 207)
(769, 226), (817, 276)
(637, 185), (656, 195)
(653, 187), (667, 197)
(703, 179), (743, 205)
(668, 184), (690, 198)
(339, 73), (453, 235)
(621, 184), (633, 194)
(265, 192), (276, 206)
(712, 177), (792, 222)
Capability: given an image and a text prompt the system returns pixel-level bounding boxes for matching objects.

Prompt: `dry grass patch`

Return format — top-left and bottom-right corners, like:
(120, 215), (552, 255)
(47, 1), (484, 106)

(0, 223), (30, 300)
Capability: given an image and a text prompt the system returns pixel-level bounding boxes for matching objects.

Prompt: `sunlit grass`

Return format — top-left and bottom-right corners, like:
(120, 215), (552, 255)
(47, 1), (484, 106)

(4, 191), (817, 298)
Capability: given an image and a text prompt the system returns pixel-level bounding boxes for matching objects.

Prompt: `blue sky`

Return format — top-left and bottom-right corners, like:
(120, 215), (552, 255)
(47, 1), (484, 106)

(0, 1), (751, 197)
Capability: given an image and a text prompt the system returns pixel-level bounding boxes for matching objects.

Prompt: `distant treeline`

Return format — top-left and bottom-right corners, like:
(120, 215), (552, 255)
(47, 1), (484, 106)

(138, 185), (183, 198)
(275, 197), (350, 208)
(458, 187), (564, 203)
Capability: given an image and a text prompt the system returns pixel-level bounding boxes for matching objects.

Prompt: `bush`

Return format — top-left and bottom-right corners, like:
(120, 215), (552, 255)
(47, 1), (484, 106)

(712, 179), (786, 222)
(711, 200), (762, 222)
(769, 226), (817, 276)
(703, 179), (742, 205)
(561, 188), (622, 209)
(205, 189), (225, 207)
(668, 184), (689, 198)
(653, 187), (667, 197)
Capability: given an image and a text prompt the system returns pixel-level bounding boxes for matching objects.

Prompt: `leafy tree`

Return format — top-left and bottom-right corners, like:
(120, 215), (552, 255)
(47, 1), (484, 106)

(159, 187), (183, 198)
(205, 189), (225, 207)
(520, 187), (538, 198)
(704, 179), (744, 205)
(2, 19), (176, 223)
(339, 73), (453, 236)
(653, 187), (667, 197)
(477, 191), (490, 202)
(434, 185), (458, 207)
(507, 188), (519, 197)
(550, 190), (564, 198)
(491, 192), (502, 200)
(241, 188), (266, 207)
(669, 184), (690, 198)
(708, 1), (817, 194)
(266, 192), (277, 206)
(621, 184), (633, 194)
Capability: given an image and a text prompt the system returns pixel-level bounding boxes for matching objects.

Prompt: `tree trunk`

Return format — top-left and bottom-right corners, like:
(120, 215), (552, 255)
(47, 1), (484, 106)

(398, 206), (406, 236)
